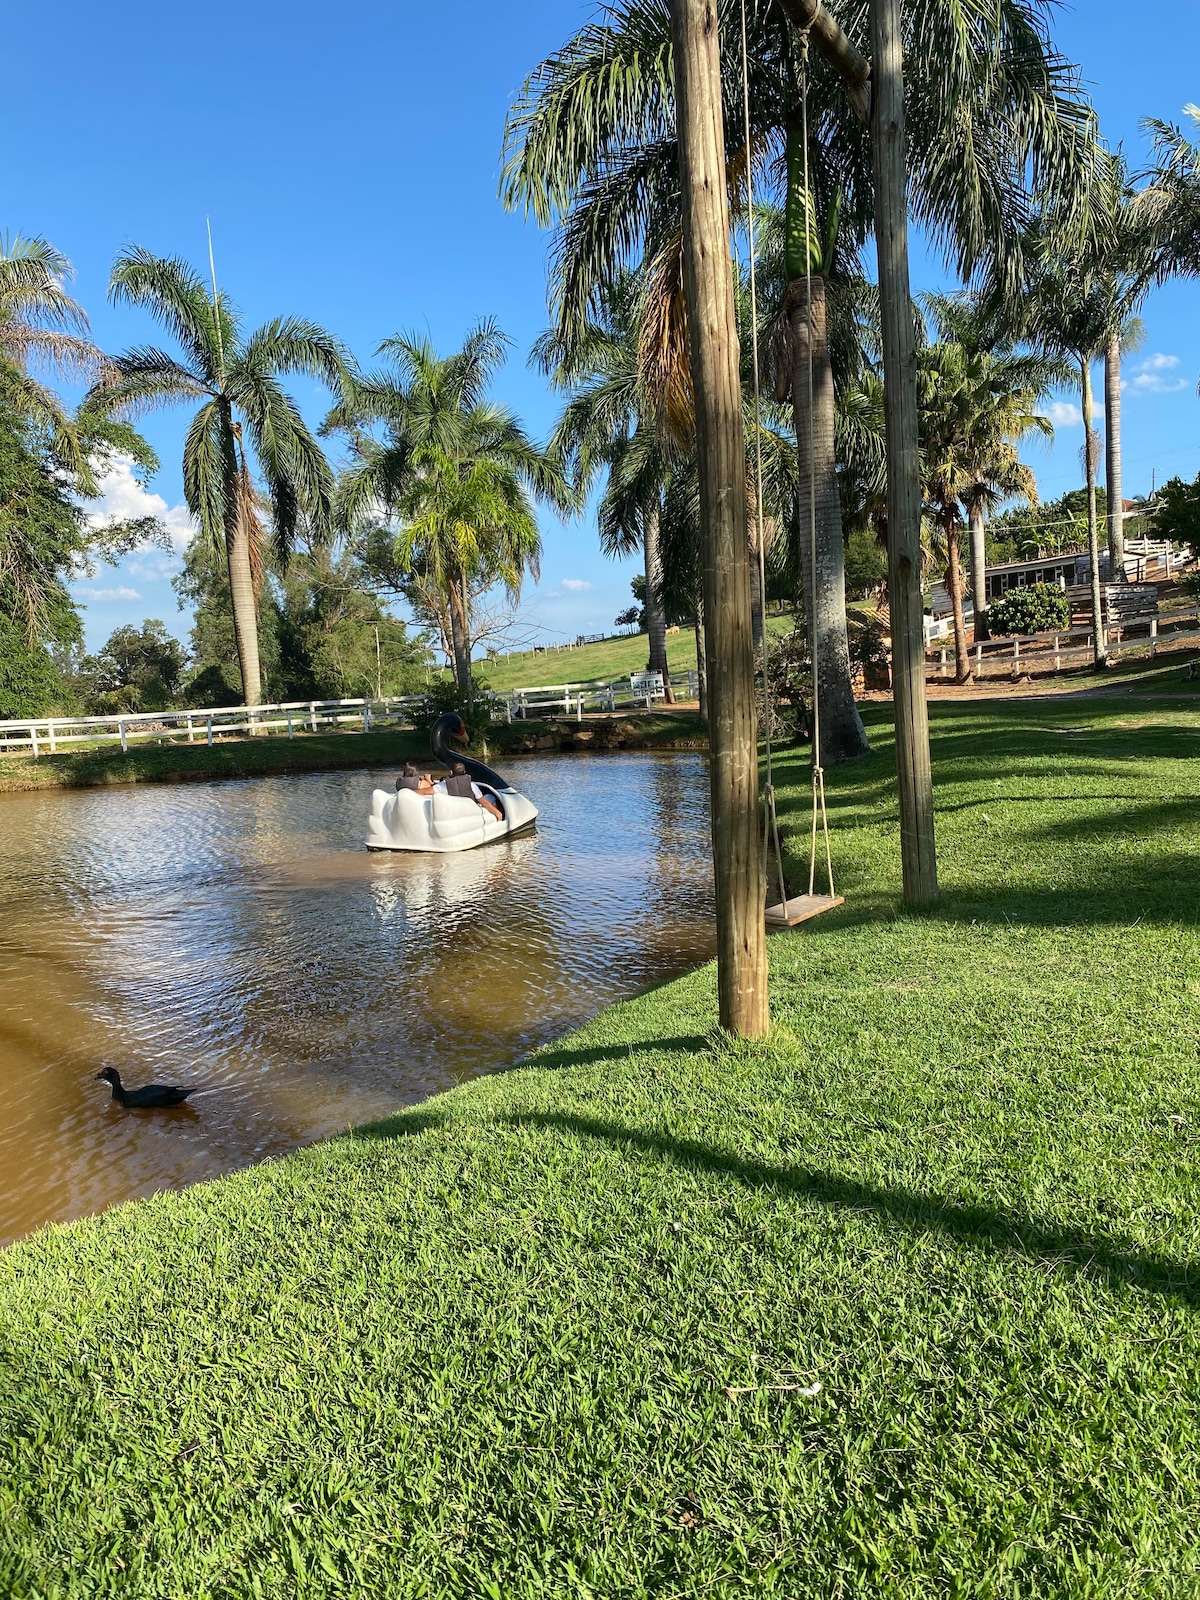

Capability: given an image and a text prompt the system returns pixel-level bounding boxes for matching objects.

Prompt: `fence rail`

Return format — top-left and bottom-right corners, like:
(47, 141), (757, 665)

(926, 606), (1200, 681)
(0, 694), (432, 757)
(0, 672), (705, 759)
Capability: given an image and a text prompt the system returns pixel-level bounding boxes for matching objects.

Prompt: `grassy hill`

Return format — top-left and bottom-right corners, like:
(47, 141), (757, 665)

(481, 613), (799, 693)
(3, 690), (1200, 1594)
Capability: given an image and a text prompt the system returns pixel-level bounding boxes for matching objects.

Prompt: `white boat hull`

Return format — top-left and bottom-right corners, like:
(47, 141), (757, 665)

(366, 786), (538, 853)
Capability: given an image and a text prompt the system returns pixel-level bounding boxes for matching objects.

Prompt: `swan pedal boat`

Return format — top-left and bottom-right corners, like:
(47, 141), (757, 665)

(366, 713), (538, 854)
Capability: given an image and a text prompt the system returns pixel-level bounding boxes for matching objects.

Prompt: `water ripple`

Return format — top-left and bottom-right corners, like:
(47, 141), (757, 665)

(0, 754), (714, 1243)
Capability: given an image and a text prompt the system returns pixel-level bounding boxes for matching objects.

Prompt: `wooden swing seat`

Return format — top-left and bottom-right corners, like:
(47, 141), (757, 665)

(765, 893), (844, 929)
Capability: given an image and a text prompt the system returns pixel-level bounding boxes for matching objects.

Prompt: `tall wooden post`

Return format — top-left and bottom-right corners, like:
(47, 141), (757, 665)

(671, 0), (770, 1035)
(869, 0), (938, 905)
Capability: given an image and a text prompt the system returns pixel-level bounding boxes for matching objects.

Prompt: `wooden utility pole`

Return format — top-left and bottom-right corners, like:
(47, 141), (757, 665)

(671, 0), (770, 1035)
(868, 0), (939, 904)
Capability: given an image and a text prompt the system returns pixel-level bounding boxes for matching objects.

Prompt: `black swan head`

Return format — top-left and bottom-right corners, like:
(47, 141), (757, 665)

(95, 1067), (120, 1086)
(429, 712), (512, 792)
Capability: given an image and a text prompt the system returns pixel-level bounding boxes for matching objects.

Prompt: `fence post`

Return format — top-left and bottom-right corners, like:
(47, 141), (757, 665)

(974, 644), (982, 675)
(30, 725), (40, 759)
(1053, 636), (1061, 673)
(206, 716), (213, 747)
(1150, 617), (1158, 660)
(118, 719), (128, 754)
(286, 712), (294, 740)
(309, 701), (317, 734)
(362, 705), (370, 733)
(1012, 639), (1019, 677)
(47, 720), (56, 755)
(939, 648), (947, 678)
(187, 714), (195, 744)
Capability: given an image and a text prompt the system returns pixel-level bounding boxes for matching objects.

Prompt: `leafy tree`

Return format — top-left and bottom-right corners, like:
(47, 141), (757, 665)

(1153, 473), (1200, 560)
(329, 322), (568, 697)
(843, 524), (886, 599)
(78, 621), (186, 714)
(277, 551), (429, 700)
(88, 248), (351, 708)
(0, 406), (88, 715)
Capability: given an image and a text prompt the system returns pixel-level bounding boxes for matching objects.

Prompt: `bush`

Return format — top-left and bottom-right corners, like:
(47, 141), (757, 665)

(412, 676), (494, 746)
(984, 583), (1070, 637)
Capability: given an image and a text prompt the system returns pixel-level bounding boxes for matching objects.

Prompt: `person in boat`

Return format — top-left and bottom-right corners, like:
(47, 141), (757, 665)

(437, 760), (504, 822)
(396, 762), (434, 796)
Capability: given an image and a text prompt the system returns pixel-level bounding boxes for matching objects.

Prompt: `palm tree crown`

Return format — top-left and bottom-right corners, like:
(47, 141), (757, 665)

(88, 247), (352, 705)
(329, 321), (569, 693)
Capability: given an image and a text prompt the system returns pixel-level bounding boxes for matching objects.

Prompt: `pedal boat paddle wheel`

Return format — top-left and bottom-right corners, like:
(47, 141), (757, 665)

(366, 713), (538, 853)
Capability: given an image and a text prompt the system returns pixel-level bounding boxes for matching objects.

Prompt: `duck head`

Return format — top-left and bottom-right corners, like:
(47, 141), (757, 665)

(95, 1067), (121, 1087)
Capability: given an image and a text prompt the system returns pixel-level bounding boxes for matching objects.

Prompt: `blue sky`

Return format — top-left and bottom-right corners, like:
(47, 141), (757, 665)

(3, 0), (1197, 653)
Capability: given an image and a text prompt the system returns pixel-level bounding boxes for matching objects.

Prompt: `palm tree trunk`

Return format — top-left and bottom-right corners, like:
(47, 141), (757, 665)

(1104, 333), (1124, 580)
(447, 576), (473, 696)
(643, 505), (674, 703)
(968, 500), (990, 641)
(225, 507), (262, 708)
(1081, 357), (1107, 666)
(945, 513), (972, 684)
(784, 274), (869, 764)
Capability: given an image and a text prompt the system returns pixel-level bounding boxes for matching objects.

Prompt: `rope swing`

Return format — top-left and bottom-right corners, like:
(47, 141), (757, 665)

(738, 4), (843, 928)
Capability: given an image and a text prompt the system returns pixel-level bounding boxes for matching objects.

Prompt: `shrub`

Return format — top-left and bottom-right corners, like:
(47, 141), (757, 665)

(412, 676), (495, 745)
(984, 583), (1071, 637)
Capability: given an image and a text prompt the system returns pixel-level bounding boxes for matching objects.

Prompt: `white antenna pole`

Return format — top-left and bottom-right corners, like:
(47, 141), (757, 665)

(206, 216), (225, 379)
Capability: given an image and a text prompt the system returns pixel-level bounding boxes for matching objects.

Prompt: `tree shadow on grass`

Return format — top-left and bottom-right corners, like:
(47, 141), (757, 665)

(357, 1102), (1198, 1309)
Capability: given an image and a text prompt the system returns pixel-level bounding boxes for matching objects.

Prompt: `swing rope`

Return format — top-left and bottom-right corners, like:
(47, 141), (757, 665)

(737, 3), (836, 915)
(737, 0), (788, 913)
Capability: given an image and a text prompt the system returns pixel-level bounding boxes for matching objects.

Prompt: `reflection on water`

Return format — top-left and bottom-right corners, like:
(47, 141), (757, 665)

(0, 754), (713, 1244)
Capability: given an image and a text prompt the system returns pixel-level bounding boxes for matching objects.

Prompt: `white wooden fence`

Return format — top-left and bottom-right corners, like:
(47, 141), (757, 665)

(928, 605), (1200, 681)
(0, 672), (704, 759)
(502, 670), (699, 721)
(0, 694), (431, 757)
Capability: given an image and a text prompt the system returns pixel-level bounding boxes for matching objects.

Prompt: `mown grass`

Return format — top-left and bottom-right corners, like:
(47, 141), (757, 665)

(2, 696), (1199, 1597)
(481, 615), (797, 692)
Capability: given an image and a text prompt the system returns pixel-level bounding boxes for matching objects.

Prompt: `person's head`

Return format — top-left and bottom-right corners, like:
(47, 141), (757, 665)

(452, 761), (466, 775)
(404, 762), (419, 776)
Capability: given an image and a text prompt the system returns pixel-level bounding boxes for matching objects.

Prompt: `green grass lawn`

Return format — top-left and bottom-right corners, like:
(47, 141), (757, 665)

(2, 696), (1200, 1596)
(481, 613), (799, 693)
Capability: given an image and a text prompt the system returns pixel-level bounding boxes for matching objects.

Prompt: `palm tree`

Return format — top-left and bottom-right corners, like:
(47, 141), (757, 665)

(917, 299), (1057, 681)
(1140, 106), (1200, 279)
(0, 232), (114, 487)
(1000, 195), (1157, 668)
(330, 322), (568, 696)
(537, 272), (678, 700)
(87, 248), (349, 707)
(502, 0), (1100, 761)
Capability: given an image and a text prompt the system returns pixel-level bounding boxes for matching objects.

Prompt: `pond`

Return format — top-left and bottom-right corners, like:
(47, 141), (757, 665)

(0, 754), (715, 1245)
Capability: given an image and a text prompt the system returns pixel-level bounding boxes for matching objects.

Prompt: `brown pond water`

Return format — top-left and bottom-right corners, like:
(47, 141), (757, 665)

(0, 754), (714, 1245)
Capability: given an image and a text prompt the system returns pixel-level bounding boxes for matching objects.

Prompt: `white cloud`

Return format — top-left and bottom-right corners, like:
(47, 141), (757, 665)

(559, 578), (591, 591)
(1128, 352), (1190, 395)
(85, 454), (197, 552)
(1039, 400), (1084, 428)
(84, 586), (142, 602)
